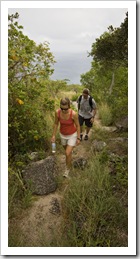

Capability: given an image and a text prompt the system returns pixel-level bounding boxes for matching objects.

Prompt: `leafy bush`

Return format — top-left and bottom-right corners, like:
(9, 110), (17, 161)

(8, 13), (56, 157)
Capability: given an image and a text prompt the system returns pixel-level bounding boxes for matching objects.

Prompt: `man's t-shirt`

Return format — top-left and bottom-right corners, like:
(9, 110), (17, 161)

(77, 95), (96, 119)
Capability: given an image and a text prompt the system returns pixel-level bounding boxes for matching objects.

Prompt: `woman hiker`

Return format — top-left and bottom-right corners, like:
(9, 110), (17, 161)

(51, 97), (81, 178)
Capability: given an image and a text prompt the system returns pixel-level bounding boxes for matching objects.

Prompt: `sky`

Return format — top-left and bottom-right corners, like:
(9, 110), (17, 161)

(8, 7), (128, 84)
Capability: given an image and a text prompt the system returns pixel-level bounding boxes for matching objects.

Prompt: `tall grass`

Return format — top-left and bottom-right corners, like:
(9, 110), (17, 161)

(98, 103), (113, 126)
(8, 166), (34, 219)
(53, 154), (128, 247)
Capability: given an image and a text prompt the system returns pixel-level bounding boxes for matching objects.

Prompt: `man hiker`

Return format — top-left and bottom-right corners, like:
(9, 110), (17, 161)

(77, 88), (97, 141)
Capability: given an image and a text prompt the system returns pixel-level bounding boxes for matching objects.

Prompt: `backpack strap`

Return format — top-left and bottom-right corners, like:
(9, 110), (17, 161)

(89, 96), (93, 110)
(78, 95), (93, 110)
(78, 95), (82, 110)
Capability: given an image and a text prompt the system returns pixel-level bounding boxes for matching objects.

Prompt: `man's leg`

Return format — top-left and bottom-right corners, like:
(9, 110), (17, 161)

(84, 119), (93, 140)
(78, 115), (84, 140)
(85, 126), (91, 135)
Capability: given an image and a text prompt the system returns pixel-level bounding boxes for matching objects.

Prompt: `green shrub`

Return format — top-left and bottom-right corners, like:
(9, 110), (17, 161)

(98, 103), (113, 126)
(71, 94), (79, 102)
(8, 166), (34, 219)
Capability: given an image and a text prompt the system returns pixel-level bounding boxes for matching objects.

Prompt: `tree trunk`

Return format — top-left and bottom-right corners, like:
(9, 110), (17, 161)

(109, 72), (114, 94)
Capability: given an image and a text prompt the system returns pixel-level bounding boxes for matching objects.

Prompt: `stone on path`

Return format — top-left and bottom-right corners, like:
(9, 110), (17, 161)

(22, 156), (57, 195)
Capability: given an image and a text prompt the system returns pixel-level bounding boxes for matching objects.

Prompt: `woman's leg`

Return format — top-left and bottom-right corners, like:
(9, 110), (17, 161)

(62, 134), (77, 177)
(65, 145), (74, 169)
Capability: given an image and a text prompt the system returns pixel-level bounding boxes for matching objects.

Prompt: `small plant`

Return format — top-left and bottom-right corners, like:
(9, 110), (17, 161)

(99, 103), (113, 126)
(71, 94), (79, 102)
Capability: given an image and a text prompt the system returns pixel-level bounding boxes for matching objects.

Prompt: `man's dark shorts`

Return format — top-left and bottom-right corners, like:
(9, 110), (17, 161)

(78, 115), (93, 128)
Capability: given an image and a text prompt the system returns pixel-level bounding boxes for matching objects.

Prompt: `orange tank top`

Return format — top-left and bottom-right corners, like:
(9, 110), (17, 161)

(58, 109), (77, 135)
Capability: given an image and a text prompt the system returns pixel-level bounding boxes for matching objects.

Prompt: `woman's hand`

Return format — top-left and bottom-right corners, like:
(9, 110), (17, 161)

(76, 139), (80, 145)
(51, 136), (55, 143)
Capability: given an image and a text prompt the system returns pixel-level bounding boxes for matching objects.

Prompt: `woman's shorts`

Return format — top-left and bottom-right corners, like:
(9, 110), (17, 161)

(78, 115), (93, 128)
(60, 132), (77, 146)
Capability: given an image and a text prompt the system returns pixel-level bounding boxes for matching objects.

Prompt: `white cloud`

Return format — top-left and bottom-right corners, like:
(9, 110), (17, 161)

(8, 8), (127, 42)
(8, 7), (128, 82)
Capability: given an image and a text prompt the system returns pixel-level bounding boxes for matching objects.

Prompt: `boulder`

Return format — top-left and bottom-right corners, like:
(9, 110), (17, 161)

(110, 137), (128, 143)
(49, 198), (61, 216)
(101, 126), (117, 132)
(115, 116), (128, 132)
(22, 156), (57, 195)
(73, 157), (87, 169)
(91, 140), (107, 152)
(28, 152), (39, 161)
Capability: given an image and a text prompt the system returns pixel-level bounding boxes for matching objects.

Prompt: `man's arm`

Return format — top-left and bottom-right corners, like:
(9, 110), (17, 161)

(92, 98), (97, 117)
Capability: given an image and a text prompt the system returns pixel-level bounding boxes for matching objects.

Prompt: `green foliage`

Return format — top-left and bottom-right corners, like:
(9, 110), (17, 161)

(89, 12), (128, 67)
(80, 69), (95, 90)
(71, 94), (79, 101)
(8, 13), (56, 156)
(8, 13), (62, 222)
(110, 155), (128, 190)
(107, 66), (128, 120)
(8, 166), (34, 218)
(81, 12), (128, 122)
(8, 91), (54, 155)
(8, 13), (55, 82)
(98, 102), (113, 126)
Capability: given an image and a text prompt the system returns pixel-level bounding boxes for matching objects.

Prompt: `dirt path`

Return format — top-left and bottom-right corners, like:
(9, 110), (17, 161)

(13, 106), (103, 246)
(18, 134), (95, 246)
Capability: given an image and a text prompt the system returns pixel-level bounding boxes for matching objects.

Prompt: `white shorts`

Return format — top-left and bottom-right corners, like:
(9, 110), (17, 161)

(60, 132), (77, 146)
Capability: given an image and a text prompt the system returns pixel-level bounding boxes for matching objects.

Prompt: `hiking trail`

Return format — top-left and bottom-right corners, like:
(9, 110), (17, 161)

(12, 108), (103, 246)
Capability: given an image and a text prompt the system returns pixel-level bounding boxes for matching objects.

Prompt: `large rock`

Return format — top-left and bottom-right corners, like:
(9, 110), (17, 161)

(115, 116), (128, 132)
(22, 156), (57, 195)
(73, 157), (87, 169)
(101, 126), (117, 132)
(91, 140), (107, 152)
(110, 137), (128, 143)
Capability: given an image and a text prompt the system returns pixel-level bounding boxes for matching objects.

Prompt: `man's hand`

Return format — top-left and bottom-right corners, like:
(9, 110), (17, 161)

(90, 117), (94, 123)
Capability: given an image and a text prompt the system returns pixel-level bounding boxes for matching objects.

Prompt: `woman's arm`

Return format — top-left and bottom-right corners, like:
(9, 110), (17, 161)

(51, 110), (59, 142)
(72, 111), (81, 144)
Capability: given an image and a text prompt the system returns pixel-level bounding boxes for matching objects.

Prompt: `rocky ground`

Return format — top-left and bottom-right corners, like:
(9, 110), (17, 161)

(10, 117), (100, 247)
(9, 110), (127, 247)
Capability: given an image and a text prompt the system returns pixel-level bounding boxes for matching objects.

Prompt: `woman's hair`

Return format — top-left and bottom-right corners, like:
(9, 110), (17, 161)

(60, 97), (70, 108)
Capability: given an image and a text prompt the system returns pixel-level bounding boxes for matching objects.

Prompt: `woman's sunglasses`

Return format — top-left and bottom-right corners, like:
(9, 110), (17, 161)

(60, 107), (69, 111)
